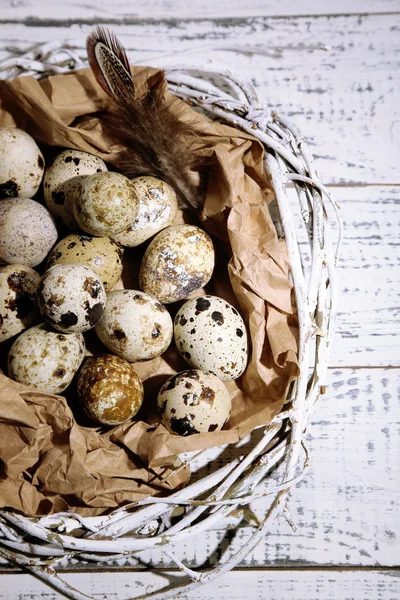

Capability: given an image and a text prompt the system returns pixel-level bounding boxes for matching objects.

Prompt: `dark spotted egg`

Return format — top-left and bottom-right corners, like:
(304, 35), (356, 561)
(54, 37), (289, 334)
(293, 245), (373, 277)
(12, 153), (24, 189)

(0, 264), (41, 343)
(157, 369), (231, 435)
(174, 295), (248, 381)
(0, 128), (45, 199)
(94, 290), (173, 362)
(7, 323), (85, 394)
(37, 264), (106, 333)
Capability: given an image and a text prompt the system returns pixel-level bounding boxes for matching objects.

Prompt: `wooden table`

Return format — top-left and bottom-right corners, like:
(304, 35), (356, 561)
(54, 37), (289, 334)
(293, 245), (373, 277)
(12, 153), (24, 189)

(0, 1), (399, 598)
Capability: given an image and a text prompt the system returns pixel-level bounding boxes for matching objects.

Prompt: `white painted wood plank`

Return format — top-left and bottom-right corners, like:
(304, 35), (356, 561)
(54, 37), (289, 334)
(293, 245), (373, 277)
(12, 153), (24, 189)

(293, 185), (399, 367)
(0, 14), (399, 184)
(2, 569), (399, 600)
(1, 0), (399, 21)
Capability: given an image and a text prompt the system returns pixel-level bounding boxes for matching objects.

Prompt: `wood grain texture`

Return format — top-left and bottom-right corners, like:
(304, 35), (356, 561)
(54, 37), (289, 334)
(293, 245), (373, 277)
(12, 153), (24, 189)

(0, 14), (399, 184)
(1, 0), (399, 21)
(1, 569), (399, 600)
(0, 5), (398, 598)
(301, 186), (400, 367)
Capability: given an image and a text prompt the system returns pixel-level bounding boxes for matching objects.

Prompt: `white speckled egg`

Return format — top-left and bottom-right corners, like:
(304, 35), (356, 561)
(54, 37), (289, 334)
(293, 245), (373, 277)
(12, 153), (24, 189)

(174, 296), (248, 381)
(157, 369), (231, 435)
(73, 172), (139, 236)
(7, 323), (85, 394)
(77, 354), (144, 426)
(0, 264), (41, 342)
(95, 289), (173, 362)
(112, 176), (178, 247)
(0, 198), (58, 267)
(44, 149), (107, 229)
(37, 264), (106, 333)
(0, 128), (44, 199)
(139, 225), (215, 304)
(46, 233), (123, 292)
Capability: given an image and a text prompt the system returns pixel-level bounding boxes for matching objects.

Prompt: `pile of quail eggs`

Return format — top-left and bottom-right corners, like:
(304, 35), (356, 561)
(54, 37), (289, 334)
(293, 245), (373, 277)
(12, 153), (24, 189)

(0, 127), (248, 436)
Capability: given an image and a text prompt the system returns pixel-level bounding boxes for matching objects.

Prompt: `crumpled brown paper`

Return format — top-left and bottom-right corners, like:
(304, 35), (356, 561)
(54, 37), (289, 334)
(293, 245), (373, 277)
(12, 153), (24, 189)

(0, 67), (299, 516)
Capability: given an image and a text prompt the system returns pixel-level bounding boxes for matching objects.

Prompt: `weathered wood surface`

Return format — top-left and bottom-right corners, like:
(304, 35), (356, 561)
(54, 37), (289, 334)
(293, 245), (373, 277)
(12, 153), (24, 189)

(0, 2), (399, 598)
(1, 0), (399, 21)
(2, 570), (399, 600)
(0, 14), (399, 184)
(308, 186), (400, 367)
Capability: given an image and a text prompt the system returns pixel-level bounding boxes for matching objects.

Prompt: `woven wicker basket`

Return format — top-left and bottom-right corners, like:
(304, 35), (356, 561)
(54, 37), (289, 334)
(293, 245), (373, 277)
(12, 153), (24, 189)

(0, 41), (342, 600)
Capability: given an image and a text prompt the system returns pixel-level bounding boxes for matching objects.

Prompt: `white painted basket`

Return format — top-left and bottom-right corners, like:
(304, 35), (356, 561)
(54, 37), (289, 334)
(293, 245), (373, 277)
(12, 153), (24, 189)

(0, 42), (342, 600)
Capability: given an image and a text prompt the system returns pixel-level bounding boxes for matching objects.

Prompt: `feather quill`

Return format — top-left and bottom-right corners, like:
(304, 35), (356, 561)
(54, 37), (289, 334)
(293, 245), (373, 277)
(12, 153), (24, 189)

(86, 27), (200, 209)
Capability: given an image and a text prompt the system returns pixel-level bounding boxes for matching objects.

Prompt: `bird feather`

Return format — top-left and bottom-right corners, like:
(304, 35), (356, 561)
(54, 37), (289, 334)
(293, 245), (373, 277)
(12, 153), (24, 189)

(86, 27), (200, 209)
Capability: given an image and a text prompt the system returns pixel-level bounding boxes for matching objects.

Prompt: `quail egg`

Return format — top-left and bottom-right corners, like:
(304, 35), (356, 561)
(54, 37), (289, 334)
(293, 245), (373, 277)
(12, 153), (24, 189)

(94, 289), (173, 362)
(46, 233), (123, 292)
(7, 323), (85, 394)
(37, 264), (106, 333)
(0, 264), (41, 343)
(157, 369), (231, 436)
(139, 225), (215, 304)
(73, 171), (139, 236)
(0, 198), (58, 267)
(44, 149), (108, 229)
(77, 354), (144, 426)
(174, 296), (248, 380)
(112, 176), (178, 247)
(0, 128), (45, 199)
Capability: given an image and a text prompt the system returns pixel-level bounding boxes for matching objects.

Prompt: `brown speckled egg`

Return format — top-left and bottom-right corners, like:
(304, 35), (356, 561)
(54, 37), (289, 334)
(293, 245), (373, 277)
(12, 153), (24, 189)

(8, 323), (85, 394)
(46, 233), (123, 292)
(37, 264), (106, 333)
(112, 176), (178, 247)
(0, 265), (41, 342)
(0, 128), (44, 199)
(77, 354), (144, 426)
(174, 296), (248, 380)
(73, 172), (139, 236)
(0, 198), (58, 267)
(95, 289), (173, 362)
(44, 149), (107, 230)
(157, 369), (231, 436)
(139, 225), (215, 304)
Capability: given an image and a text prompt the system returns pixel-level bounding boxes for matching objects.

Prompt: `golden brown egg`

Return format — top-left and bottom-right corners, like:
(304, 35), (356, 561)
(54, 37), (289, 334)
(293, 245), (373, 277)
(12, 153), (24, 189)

(77, 354), (144, 426)
(139, 225), (215, 304)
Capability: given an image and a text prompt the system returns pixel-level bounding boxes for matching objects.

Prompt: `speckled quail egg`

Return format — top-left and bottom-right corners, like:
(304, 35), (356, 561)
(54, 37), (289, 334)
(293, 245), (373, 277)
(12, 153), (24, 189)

(0, 198), (58, 267)
(174, 296), (248, 381)
(46, 233), (123, 292)
(44, 149), (107, 229)
(95, 289), (173, 362)
(157, 369), (231, 436)
(139, 225), (215, 304)
(7, 323), (85, 394)
(0, 264), (41, 342)
(73, 172), (139, 236)
(112, 176), (178, 247)
(0, 128), (45, 199)
(77, 354), (144, 426)
(37, 264), (106, 333)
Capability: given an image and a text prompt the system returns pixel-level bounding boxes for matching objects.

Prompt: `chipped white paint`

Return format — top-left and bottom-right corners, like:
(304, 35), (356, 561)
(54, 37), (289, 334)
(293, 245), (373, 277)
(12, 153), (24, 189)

(1, 0), (399, 20)
(0, 14), (399, 184)
(294, 186), (400, 367)
(1, 569), (399, 600)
